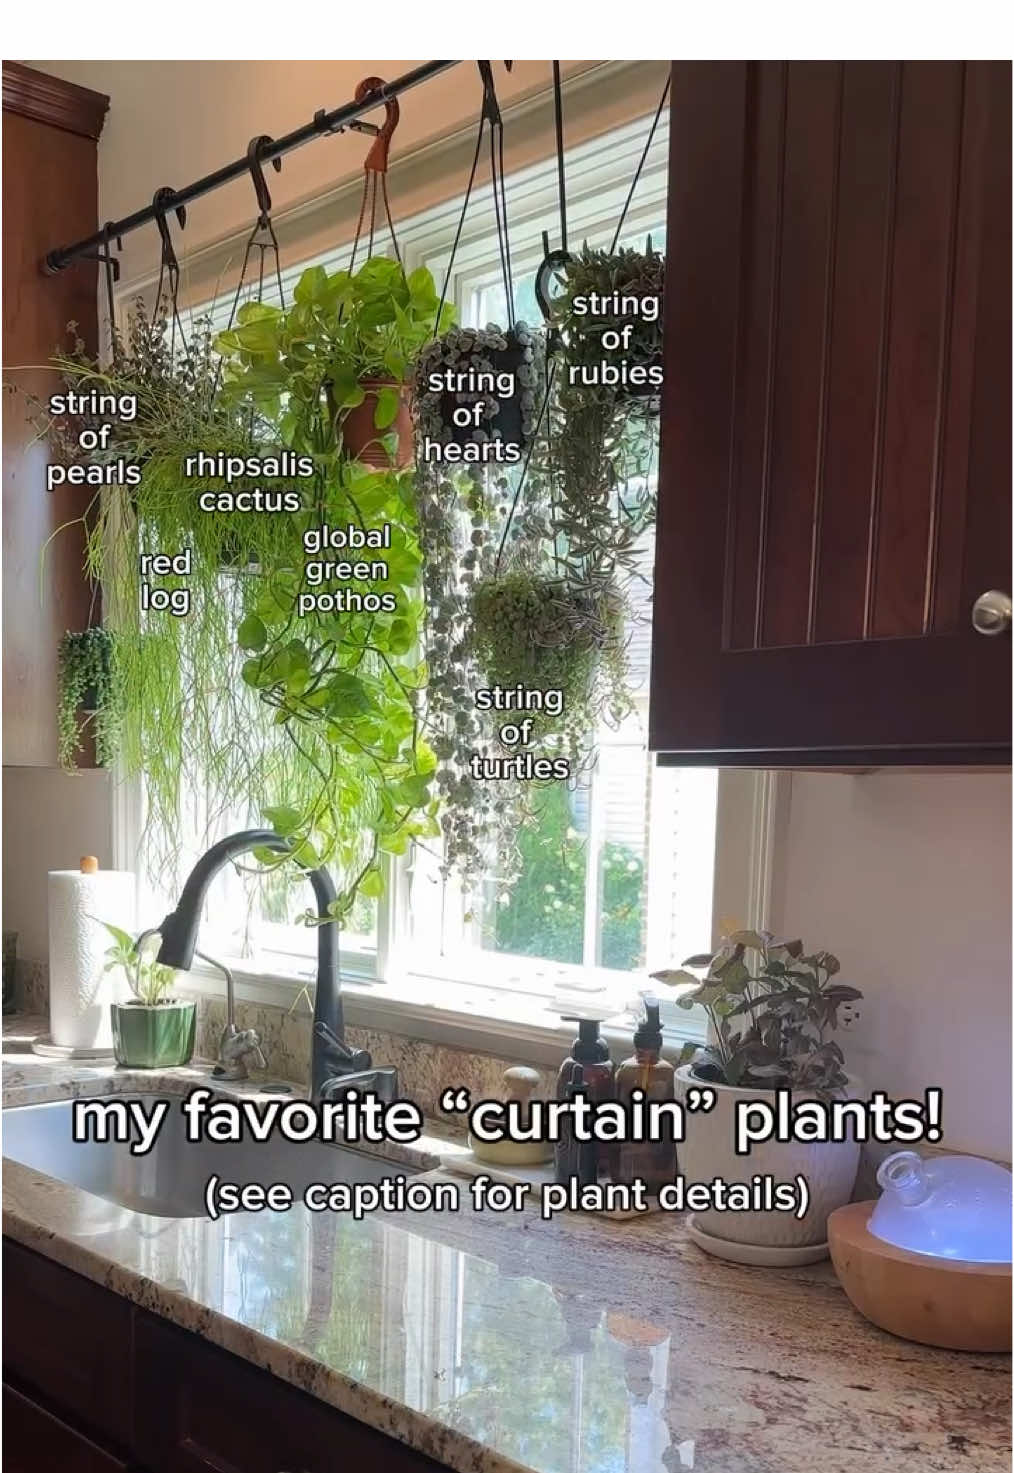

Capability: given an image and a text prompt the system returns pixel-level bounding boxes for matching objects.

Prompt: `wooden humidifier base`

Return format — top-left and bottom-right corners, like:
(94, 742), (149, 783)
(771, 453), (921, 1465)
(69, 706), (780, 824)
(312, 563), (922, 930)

(828, 1201), (1011, 1352)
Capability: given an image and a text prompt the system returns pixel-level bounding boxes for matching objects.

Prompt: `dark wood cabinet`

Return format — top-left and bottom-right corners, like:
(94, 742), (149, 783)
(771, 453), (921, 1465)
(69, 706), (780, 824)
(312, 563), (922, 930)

(134, 1314), (444, 1473)
(2, 1234), (133, 1445)
(2, 63), (108, 766)
(650, 61), (1011, 765)
(3, 1385), (131, 1473)
(3, 1238), (444, 1473)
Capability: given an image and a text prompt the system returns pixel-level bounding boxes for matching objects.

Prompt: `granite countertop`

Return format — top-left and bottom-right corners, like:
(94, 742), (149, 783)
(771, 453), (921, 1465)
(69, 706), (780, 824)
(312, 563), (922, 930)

(3, 1015), (1010, 1473)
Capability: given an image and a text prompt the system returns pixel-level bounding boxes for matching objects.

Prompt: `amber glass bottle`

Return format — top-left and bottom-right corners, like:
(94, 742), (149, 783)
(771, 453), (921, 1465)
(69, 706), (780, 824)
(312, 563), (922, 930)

(615, 1000), (676, 1194)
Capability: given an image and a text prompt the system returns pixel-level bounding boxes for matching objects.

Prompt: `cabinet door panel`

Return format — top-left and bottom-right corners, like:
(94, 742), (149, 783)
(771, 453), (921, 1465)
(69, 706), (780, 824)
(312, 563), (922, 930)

(2, 66), (105, 766)
(651, 60), (1011, 763)
(133, 1312), (443, 1473)
(3, 1383), (130, 1473)
(2, 1238), (133, 1446)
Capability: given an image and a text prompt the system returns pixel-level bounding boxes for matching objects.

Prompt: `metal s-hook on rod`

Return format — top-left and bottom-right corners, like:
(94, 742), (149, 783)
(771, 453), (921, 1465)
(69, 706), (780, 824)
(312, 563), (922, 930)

(41, 59), (459, 275)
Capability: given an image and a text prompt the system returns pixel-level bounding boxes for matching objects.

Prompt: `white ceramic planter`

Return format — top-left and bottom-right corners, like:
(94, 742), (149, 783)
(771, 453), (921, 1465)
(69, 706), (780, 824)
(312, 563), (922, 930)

(674, 1064), (861, 1252)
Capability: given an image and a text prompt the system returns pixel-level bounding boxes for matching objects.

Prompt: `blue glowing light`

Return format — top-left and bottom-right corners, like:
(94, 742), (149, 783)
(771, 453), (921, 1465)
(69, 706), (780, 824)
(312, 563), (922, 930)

(869, 1150), (1012, 1264)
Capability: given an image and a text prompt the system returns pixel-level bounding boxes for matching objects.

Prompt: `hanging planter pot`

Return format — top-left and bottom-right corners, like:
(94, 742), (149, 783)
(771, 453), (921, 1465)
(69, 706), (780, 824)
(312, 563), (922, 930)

(553, 243), (665, 413)
(469, 573), (625, 741)
(414, 323), (546, 462)
(341, 379), (413, 468)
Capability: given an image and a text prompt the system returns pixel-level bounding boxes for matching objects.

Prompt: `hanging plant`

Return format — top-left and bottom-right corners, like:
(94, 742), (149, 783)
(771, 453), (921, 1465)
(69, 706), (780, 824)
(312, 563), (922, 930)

(552, 242), (664, 411)
(470, 572), (626, 743)
(215, 259), (450, 912)
(57, 627), (122, 770)
(233, 257), (453, 469)
(413, 321), (546, 460)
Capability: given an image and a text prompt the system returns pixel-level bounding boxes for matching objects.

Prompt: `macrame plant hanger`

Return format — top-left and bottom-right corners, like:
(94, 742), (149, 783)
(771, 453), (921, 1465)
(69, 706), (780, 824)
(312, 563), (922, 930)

(151, 187), (189, 359)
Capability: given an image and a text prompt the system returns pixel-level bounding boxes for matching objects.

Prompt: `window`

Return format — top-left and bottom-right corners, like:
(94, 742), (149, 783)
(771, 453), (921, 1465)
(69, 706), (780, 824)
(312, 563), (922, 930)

(119, 108), (724, 1039)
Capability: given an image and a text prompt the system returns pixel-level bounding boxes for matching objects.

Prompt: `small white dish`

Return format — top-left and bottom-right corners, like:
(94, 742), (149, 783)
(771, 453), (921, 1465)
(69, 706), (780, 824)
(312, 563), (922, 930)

(686, 1214), (830, 1266)
(31, 1036), (116, 1061)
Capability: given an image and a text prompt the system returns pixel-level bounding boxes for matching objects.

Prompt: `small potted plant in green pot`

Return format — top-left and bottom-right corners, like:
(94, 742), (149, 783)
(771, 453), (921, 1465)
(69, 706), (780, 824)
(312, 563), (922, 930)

(101, 924), (196, 1068)
(654, 931), (864, 1262)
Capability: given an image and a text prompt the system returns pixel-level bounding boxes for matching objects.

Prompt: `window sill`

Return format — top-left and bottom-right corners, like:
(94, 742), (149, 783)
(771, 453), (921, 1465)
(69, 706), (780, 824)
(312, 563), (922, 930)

(181, 955), (706, 1069)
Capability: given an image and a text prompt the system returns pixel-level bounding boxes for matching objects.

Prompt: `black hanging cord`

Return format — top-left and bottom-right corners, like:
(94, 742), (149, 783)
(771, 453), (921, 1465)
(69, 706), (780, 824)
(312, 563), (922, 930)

(434, 112), (485, 331)
(99, 223), (122, 363)
(609, 76), (670, 253)
(493, 360), (556, 578)
(435, 62), (516, 334)
(534, 62), (572, 331)
(151, 187), (189, 358)
(552, 62), (568, 254)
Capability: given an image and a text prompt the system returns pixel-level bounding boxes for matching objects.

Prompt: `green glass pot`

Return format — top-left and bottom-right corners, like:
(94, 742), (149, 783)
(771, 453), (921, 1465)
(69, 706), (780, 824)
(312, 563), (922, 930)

(110, 1000), (196, 1069)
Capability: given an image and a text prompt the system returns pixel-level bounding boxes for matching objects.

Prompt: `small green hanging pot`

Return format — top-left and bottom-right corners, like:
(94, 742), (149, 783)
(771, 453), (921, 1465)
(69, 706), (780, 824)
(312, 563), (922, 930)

(110, 999), (196, 1068)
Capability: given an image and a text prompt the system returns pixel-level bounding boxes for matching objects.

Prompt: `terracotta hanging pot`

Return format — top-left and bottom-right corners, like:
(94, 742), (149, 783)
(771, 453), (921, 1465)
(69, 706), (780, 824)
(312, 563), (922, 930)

(341, 379), (413, 468)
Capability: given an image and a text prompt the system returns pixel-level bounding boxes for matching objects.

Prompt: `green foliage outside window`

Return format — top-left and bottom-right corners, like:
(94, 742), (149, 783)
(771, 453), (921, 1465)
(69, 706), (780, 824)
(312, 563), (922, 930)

(490, 782), (644, 970)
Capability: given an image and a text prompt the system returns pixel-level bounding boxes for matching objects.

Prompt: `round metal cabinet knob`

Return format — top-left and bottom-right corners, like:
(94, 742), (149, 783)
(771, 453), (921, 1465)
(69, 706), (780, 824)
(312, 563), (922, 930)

(971, 590), (1012, 636)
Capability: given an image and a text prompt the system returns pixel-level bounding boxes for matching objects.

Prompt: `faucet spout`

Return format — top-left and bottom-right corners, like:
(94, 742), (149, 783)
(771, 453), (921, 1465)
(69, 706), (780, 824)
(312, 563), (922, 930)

(154, 829), (346, 1099)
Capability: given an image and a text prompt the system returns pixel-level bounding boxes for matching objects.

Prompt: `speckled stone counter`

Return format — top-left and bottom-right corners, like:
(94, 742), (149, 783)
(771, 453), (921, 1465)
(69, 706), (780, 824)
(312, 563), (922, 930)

(3, 1015), (1010, 1473)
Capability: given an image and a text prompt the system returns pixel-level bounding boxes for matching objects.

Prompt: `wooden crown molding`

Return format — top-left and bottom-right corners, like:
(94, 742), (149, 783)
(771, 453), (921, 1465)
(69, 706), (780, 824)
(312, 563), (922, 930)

(3, 62), (108, 140)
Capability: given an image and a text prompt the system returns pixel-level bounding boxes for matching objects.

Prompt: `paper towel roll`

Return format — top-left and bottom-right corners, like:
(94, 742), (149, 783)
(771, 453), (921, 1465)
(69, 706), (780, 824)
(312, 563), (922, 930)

(48, 869), (136, 1050)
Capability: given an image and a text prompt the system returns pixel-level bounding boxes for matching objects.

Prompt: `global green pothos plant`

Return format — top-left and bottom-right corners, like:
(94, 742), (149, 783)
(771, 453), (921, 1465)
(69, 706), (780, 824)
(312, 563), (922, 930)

(214, 259), (451, 914)
(653, 930), (863, 1096)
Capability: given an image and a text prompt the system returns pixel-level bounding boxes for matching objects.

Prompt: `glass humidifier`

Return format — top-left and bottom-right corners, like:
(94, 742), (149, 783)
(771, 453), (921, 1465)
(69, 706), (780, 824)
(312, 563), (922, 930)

(869, 1150), (1012, 1264)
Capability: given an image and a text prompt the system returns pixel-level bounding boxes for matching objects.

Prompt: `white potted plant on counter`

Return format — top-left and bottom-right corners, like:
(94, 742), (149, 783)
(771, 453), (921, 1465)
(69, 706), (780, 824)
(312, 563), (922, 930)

(654, 931), (863, 1265)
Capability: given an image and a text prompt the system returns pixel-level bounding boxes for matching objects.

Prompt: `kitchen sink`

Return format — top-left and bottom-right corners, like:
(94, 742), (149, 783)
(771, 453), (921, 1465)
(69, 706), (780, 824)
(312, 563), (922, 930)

(2, 1093), (413, 1218)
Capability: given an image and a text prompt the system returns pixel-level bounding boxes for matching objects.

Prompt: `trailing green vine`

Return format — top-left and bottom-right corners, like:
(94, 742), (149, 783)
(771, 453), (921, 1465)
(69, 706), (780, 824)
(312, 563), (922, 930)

(57, 627), (122, 770)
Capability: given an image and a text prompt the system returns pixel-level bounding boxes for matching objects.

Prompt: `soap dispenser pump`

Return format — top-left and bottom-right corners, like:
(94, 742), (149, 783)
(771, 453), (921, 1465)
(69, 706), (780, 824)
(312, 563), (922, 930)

(557, 1016), (615, 1103)
(615, 997), (676, 1194)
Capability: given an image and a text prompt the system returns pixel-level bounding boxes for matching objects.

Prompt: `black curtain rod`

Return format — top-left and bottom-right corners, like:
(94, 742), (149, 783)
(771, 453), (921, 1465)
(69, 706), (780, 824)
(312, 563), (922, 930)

(43, 59), (460, 275)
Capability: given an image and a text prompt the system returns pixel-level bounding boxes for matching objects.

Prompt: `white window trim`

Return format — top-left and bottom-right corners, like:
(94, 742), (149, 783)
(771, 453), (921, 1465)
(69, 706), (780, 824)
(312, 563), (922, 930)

(108, 102), (789, 1064)
(119, 770), (788, 1065)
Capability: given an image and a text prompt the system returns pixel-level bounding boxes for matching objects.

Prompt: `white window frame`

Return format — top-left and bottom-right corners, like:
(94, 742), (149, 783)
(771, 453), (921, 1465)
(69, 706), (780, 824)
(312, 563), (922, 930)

(109, 109), (790, 1062)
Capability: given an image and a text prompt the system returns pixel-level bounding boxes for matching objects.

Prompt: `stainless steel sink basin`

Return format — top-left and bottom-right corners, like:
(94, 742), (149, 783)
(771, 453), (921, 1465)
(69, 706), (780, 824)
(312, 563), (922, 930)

(2, 1093), (412, 1218)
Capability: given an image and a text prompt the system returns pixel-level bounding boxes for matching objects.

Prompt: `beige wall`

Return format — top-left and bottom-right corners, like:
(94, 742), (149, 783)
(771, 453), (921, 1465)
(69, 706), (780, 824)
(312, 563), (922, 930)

(2, 767), (114, 963)
(771, 772), (1011, 1161)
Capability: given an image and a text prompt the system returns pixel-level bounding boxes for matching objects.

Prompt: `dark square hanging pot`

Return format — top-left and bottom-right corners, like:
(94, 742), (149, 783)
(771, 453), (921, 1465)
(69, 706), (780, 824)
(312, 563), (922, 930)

(413, 324), (546, 460)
